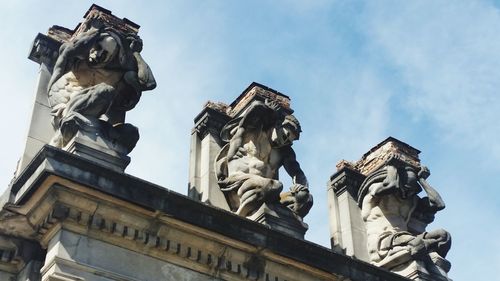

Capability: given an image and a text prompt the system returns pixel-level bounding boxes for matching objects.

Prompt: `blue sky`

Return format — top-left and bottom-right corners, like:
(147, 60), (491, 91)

(1, 1), (499, 280)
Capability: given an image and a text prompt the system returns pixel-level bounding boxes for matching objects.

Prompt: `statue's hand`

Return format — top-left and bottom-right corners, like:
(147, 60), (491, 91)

(281, 184), (313, 218)
(418, 166), (430, 179)
(290, 183), (308, 193)
(127, 34), (143, 53)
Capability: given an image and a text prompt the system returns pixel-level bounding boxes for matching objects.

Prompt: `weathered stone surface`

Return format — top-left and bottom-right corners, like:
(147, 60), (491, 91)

(25, 5), (155, 174)
(328, 137), (452, 280)
(189, 104), (232, 209)
(0, 234), (44, 280)
(2, 144), (410, 281)
(216, 99), (311, 218)
(190, 83), (313, 239)
(347, 137), (421, 176)
(43, 230), (222, 281)
(228, 82), (292, 117)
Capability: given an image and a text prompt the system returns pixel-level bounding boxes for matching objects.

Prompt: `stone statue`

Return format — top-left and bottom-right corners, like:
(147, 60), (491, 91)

(47, 23), (156, 151)
(215, 100), (313, 218)
(358, 157), (451, 275)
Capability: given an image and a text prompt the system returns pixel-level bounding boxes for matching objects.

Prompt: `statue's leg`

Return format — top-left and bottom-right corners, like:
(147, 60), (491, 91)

(58, 83), (116, 145)
(63, 83), (116, 118)
(238, 177), (282, 202)
(370, 232), (414, 267)
(236, 176), (283, 217)
(422, 229), (451, 258)
(406, 234), (427, 258)
(110, 123), (139, 153)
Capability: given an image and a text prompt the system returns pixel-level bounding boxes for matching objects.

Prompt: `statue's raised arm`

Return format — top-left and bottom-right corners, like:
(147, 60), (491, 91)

(280, 145), (313, 218)
(122, 34), (156, 94)
(48, 27), (102, 94)
(417, 166), (446, 212)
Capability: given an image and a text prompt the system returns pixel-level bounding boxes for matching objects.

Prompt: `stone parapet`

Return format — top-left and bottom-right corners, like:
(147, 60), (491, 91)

(1, 145), (410, 281)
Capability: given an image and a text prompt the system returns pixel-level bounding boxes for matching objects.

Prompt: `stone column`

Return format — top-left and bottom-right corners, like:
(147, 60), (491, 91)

(327, 163), (368, 260)
(188, 103), (230, 210)
(15, 34), (59, 178)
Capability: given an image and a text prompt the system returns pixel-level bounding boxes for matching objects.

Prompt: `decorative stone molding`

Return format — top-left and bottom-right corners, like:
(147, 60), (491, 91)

(0, 234), (44, 276)
(37, 202), (268, 280)
(229, 82), (292, 117)
(2, 145), (409, 281)
(193, 105), (231, 145)
(10, 182), (324, 281)
(328, 166), (365, 197)
(28, 33), (60, 66)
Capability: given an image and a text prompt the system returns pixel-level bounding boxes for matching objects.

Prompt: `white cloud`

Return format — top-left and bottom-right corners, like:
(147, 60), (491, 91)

(364, 1), (500, 165)
(359, 2), (500, 279)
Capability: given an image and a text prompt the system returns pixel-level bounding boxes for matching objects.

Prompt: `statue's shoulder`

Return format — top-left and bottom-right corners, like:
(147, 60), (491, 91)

(214, 143), (230, 181)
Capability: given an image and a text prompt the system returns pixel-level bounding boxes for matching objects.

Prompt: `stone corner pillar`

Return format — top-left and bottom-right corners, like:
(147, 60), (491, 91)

(15, 33), (61, 179)
(327, 162), (368, 260)
(188, 102), (231, 210)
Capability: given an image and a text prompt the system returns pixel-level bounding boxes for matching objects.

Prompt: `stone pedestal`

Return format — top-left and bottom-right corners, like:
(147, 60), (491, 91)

(64, 130), (131, 173)
(391, 256), (452, 281)
(248, 203), (308, 239)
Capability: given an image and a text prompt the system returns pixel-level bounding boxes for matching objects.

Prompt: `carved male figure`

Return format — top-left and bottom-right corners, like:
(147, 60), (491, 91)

(216, 100), (313, 218)
(359, 161), (451, 271)
(47, 25), (156, 150)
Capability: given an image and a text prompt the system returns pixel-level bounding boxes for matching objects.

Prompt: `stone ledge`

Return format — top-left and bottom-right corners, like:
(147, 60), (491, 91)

(7, 145), (410, 281)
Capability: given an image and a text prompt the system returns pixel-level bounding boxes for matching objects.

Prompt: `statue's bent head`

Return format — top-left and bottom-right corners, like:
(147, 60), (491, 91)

(272, 114), (301, 147)
(401, 166), (421, 198)
(89, 34), (118, 66)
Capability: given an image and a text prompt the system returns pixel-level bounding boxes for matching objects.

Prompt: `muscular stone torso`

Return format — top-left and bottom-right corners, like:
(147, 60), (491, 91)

(227, 127), (282, 179)
(49, 61), (123, 106)
(362, 186), (419, 260)
(364, 192), (417, 233)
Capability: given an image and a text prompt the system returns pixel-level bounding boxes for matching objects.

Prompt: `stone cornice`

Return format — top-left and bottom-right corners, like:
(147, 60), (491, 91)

(328, 167), (366, 198)
(28, 33), (60, 66)
(193, 106), (231, 143)
(0, 234), (43, 274)
(5, 145), (410, 281)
